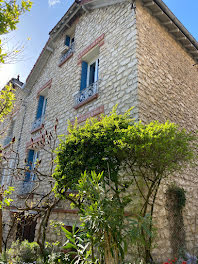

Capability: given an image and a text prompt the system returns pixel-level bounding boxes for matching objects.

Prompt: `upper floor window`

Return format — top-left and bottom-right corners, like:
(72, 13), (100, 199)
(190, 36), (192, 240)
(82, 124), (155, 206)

(74, 47), (100, 109)
(87, 58), (99, 88)
(36, 95), (47, 120)
(59, 34), (75, 66)
(32, 95), (47, 132)
(65, 35), (75, 47)
(3, 119), (15, 147)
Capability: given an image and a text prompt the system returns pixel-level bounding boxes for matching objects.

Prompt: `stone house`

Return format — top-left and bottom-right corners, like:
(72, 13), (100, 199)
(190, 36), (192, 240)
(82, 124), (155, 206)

(1, 0), (198, 260)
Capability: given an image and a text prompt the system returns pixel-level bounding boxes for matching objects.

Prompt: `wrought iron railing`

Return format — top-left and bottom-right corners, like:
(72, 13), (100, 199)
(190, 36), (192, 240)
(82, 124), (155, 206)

(3, 136), (12, 146)
(32, 115), (44, 131)
(74, 80), (99, 107)
(59, 42), (75, 64)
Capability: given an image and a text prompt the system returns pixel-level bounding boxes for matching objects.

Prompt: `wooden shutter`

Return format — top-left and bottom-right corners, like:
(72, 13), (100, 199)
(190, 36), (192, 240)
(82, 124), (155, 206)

(36, 96), (44, 119)
(80, 61), (88, 91)
(25, 150), (34, 182)
(65, 35), (70, 46)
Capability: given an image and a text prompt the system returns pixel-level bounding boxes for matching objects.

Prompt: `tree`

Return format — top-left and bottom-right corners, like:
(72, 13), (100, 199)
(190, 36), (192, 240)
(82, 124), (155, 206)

(53, 108), (197, 263)
(0, 0), (32, 63)
(0, 84), (15, 122)
(1, 120), (62, 261)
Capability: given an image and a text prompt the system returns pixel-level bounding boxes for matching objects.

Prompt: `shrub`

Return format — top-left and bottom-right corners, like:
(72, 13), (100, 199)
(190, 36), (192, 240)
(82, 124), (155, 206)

(6, 240), (40, 263)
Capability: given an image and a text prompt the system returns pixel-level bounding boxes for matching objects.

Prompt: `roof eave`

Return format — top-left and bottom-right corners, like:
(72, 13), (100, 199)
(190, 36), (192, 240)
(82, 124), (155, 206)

(24, 40), (54, 92)
(142, 0), (198, 62)
(81, 0), (127, 9)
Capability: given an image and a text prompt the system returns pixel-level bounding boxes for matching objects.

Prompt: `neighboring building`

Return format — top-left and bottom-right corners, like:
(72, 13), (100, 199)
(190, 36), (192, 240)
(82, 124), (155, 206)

(1, 0), (198, 261)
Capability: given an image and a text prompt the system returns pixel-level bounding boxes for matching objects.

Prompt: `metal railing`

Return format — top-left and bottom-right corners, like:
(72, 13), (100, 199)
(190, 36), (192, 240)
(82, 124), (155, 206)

(59, 42), (75, 64)
(3, 136), (12, 146)
(74, 80), (99, 107)
(31, 115), (44, 131)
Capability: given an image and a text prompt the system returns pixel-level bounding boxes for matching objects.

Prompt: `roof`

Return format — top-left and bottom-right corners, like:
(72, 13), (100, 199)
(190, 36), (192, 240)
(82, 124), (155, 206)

(11, 78), (24, 89)
(24, 0), (198, 90)
(142, 0), (198, 61)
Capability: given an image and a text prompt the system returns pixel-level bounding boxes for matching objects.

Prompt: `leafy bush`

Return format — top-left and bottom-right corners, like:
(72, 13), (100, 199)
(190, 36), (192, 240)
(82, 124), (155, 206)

(6, 240), (40, 263)
(54, 107), (197, 263)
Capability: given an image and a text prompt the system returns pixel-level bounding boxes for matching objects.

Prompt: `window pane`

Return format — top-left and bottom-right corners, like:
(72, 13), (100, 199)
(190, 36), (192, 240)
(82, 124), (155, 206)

(89, 62), (96, 85)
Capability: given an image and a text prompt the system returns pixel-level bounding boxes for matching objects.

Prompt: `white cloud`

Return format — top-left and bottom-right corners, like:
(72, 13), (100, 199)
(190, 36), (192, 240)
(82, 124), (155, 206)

(48, 0), (60, 7)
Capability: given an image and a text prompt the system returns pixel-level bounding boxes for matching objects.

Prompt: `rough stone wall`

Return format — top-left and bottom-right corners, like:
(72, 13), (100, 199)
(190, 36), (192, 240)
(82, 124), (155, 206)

(136, 0), (198, 261)
(2, 1), (139, 249)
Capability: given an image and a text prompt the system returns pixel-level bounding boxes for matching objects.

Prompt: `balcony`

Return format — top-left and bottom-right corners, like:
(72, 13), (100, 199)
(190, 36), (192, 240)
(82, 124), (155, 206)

(59, 42), (75, 66)
(74, 80), (99, 109)
(31, 115), (44, 132)
(3, 136), (12, 147)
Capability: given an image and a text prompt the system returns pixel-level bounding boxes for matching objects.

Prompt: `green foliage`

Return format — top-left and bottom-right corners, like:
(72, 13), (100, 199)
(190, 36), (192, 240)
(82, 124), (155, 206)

(0, 186), (14, 208)
(53, 107), (134, 195)
(166, 184), (186, 211)
(54, 107), (197, 263)
(0, 0), (32, 62)
(61, 224), (98, 264)
(6, 240), (40, 263)
(0, 84), (15, 122)
(128, 214), (156, 247)
(74, 171), (131, 262)
(54, 107), (196, 197)
(47, 252), (72, 264)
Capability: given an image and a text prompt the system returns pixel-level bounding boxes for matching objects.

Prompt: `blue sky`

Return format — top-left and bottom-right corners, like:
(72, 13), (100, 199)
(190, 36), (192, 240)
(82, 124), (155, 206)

(0, 0), (197, 88)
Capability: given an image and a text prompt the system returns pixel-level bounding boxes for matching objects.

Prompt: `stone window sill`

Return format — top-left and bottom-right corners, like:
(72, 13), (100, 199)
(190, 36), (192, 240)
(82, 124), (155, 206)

(31, 124), (43, 134)
(58, 53), (73, 67)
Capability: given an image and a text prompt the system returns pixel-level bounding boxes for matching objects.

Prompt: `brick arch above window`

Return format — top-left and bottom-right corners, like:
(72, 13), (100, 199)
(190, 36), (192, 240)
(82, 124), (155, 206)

(36, 79), (52, 98)
(77, 33), (105, 65)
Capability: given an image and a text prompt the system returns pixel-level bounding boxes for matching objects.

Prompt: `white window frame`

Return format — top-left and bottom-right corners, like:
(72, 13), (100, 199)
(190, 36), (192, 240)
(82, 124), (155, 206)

(41, 97), (47, 118)
(86, 57), (99, 88)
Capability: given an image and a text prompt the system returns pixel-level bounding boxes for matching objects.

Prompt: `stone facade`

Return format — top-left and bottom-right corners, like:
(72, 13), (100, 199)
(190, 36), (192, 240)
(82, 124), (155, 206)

(136, 0), (198, 260)
(1, 0), (198, 261)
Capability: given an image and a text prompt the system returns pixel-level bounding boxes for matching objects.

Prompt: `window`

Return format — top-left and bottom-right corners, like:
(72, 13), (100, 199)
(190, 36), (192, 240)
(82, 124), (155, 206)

(74, 45), (100, 108)
(1, 160), (14, 187)
(87, 58), (99, 87)
(59, 34), (75, 66)
(1, 168), (6, 186)
(16, 213), (37, 242)
(32, 95), (47, 131)
(4, 119), (15, 146)
(80, 58), (99, 91)
(25, 150), (39, 183)
(21, 150), (39, 194)
(36, 95), (47, 121)
(65, 35), (75, 47)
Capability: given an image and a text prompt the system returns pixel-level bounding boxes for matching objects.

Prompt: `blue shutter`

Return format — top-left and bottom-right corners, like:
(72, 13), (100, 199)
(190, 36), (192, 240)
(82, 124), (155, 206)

(65, 35), (70, 46)
(80, 61), (88, 91)
(25, 150), (34, 182)
(36, 96), (44, 120)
